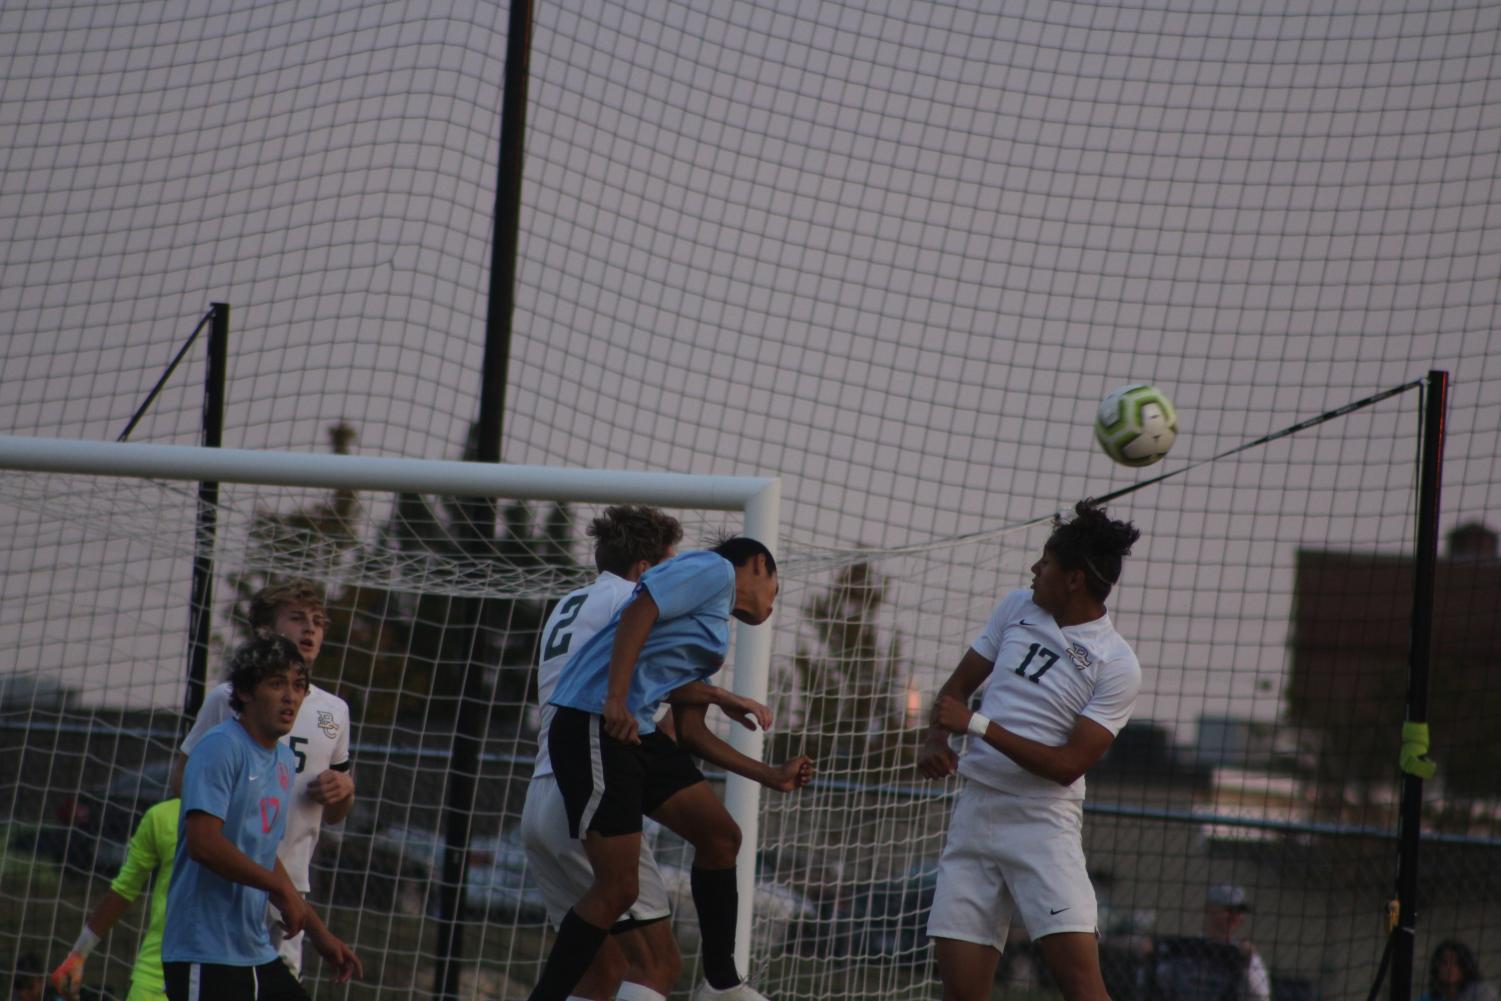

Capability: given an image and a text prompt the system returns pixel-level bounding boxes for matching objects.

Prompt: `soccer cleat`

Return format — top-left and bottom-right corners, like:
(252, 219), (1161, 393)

(690, 981), (772, 1001)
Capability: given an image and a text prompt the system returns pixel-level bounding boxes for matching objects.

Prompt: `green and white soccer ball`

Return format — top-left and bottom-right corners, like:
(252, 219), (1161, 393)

(1094, 384), (1178, 467)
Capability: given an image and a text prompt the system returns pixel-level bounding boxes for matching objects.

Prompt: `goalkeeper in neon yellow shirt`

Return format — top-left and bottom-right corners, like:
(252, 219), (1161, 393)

(51, 796), (179, 1001)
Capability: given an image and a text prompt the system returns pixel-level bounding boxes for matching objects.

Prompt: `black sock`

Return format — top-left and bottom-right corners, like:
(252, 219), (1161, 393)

(691, 866), (741, 989)
(527, 909), (608, 1001)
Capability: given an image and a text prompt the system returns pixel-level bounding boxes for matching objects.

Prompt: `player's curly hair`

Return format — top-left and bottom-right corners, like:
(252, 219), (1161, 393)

(249, 578), (325, 630)
(590, 505), (684, 576)
(1046, 499), (1141, 601)
(226, 632), (307, 712)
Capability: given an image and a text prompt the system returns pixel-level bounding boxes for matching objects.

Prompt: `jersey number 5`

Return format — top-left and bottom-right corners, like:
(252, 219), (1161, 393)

(543, 593), (588, 660)
(1014, 642), (1060, 683)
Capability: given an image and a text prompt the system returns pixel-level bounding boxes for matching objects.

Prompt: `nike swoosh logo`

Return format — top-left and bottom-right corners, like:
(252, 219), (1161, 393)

(1020, 619), (1033, 626)
(1050, 907), (1070, 915)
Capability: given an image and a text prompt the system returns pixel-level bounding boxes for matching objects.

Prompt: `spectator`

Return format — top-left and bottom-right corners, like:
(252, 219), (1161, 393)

(1421, 940), (1498, 1001)
(1149, 884), (1270, 1001)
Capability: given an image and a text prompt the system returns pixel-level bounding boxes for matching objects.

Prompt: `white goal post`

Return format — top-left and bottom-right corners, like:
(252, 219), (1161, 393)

(0, 433), (780, 974)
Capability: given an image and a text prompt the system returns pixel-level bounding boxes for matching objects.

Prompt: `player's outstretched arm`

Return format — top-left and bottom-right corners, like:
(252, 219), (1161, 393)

(933, 696), (1115, 786)
(672, 703), (815, 791)
(918, 649), (995, 778)
(183, 812), (308, 936)
(665, 681), (773, 731)
(602, 591), (660, 744)
(302, 905), (363, 983)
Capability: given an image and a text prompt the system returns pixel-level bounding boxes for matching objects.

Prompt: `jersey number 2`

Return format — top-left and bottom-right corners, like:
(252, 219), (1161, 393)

(543, 593), (588, 660)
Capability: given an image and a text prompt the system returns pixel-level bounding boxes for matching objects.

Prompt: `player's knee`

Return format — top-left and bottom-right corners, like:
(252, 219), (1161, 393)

(693, 819), (741, 867)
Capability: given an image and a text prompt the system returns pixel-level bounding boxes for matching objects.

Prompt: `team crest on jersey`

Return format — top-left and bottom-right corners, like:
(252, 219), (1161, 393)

(1066, 643), (1093, 669)
(277, 762), (292, 790)
(317, 710), (340, 738)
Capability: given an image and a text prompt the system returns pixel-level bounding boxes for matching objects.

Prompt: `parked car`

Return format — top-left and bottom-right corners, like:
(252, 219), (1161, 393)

(367, 823), (549, 922)
(12, 760), (176, 873)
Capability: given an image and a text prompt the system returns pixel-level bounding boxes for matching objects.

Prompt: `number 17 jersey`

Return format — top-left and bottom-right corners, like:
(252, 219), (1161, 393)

(959, 588), (1141, 800)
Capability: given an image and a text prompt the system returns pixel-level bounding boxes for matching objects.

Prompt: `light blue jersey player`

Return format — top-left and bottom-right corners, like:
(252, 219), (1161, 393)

(161, 635), (360, 1001)
(549, 550), (737, 734)
(531, 538), (812, 1001)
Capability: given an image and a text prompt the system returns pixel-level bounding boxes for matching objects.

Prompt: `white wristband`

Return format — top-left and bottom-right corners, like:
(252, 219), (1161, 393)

(72, 925), (101, 959)
(967, 713), (991, 738)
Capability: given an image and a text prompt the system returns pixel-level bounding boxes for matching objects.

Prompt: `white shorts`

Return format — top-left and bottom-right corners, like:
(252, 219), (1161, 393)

(521, 774), (672, 928)
(927, 780), (1098, 950)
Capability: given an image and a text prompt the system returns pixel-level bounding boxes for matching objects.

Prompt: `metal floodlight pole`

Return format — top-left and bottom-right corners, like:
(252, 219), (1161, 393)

(1391, 369), (1449, 1001)
(436, 1), (534, 990)
(185, 303), (229, 717)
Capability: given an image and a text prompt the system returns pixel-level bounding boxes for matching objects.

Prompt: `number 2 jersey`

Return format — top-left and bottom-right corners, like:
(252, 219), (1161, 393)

(180, 681), (351, 892)
(533, 570), (637, 780)
(960, 588), (1141, 800)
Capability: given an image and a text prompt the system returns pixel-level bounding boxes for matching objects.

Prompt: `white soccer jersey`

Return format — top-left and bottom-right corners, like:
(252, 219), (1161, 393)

(959, 588), (1140, 800)
(181, 681), (352, 890)
(532, 571), (637, 779)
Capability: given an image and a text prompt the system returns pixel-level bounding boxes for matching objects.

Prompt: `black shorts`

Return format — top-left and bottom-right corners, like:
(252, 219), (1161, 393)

(550, 706), (704, 837)
(163, 961), (307, 1001)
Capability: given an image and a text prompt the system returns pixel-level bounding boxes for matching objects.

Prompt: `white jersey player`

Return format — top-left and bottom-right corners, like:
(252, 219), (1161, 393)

(920, 501), (1143, 1001)
(176, 580), (354, 978)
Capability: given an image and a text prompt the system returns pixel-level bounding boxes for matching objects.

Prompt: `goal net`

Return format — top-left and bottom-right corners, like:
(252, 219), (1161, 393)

(5, 0), (1501, 999)
(4, 388), (1496, 1001)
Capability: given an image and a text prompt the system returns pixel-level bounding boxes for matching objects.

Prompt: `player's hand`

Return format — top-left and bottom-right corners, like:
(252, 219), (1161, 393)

(269, 878), (308, 938)
(931, 695), (974, 736)
(717, 691), (773, 732)
(917, 729), (959, 779)
(50, 953), (84, 1000)
(306, 769), (355, 806)
(310, 928), (363, 984)
(602, 695), (640, 744)
(765, 755), (815, 792)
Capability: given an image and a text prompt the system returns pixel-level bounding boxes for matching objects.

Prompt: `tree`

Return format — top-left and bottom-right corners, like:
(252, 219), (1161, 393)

(774, 561), (916, 772)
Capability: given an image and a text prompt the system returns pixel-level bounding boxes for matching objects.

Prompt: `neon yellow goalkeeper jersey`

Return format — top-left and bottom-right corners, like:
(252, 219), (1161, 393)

(109, 797), (179, 1000)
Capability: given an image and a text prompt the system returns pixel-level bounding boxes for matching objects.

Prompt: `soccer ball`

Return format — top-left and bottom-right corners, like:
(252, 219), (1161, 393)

(1094, 384), (1178, 467)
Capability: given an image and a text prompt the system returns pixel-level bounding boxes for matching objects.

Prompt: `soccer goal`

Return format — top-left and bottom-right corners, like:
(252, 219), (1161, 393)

(0, 435), (784, 999)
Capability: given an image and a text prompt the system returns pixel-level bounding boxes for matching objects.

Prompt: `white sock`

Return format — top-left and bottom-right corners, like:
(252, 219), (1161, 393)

(614, 984), (668, 1001)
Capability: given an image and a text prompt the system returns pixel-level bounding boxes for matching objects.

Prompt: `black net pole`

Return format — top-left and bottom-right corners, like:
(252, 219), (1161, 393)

(1390, 369), (1449, 1001)
(185, 302), (229, 717)
(434, 1), (532, 997)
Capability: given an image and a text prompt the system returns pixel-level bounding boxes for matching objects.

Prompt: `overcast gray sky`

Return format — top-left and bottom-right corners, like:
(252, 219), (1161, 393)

(2, 0), (1499, 740)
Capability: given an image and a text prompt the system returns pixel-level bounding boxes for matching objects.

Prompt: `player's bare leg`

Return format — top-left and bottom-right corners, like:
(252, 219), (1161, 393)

(933, 937), (1001, 1001)
(1035, 931), (1112, 1001)
(576, 832), (644, 926)
(568, 935), (629, 1001)
(527, 832), (643, 1001)
(648, 781), (739, 866)
(614, 919), (683, 999)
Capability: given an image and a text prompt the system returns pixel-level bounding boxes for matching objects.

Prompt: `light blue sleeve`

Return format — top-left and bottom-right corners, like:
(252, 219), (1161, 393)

(641, 552), (734, 621)
(180, 729), (238, 822)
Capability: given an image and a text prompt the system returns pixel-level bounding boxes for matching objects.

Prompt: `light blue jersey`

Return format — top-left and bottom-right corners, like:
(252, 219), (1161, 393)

(162, 719), (296, 966)
(549, 550), (736, 734)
